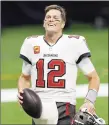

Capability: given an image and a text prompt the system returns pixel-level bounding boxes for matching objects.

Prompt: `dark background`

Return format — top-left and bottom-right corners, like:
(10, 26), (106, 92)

(1, 1), (109, 28)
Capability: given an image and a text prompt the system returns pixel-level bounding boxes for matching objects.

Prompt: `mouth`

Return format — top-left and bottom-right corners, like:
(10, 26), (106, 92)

(48, 24), (56, 27)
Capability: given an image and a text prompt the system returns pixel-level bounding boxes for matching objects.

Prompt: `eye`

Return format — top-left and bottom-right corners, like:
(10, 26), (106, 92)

(54, 16), (59, 20)
(53, 16), (61, 21)
(46, 15), (51, 19)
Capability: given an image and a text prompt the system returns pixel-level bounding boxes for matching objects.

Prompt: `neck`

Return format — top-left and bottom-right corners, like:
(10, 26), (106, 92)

(44, 31), (62, 44)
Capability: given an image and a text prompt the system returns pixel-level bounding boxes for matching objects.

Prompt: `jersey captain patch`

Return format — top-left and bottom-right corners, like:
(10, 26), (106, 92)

(34, 46), (40, 54)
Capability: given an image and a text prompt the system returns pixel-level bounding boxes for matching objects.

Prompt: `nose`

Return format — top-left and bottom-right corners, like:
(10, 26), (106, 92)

(49, 17), (54, 22)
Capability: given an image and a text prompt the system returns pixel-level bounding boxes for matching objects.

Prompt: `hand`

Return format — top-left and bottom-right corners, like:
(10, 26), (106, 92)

(17, 90), (24, 105)
(79, 100), (96, 115)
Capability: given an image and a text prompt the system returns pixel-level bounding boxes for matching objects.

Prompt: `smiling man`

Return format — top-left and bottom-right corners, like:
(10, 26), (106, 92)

(17, 5), (100, 125)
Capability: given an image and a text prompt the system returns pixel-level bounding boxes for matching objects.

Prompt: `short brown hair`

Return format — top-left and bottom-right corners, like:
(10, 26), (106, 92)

(45, 4), (66, 22)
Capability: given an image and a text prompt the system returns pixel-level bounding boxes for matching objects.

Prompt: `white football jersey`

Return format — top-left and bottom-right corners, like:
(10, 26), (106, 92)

(20, 34), (91, 105)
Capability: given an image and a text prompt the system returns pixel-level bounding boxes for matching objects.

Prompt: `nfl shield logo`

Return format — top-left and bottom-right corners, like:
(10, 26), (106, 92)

(34, 46), (40, 54)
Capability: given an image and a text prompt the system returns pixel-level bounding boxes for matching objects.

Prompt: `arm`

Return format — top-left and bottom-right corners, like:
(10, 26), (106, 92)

(77, 58), (100, 114)
(83, 70), (100, 114)
(83, 71), (100, 114)
(18, 73), (31, 93)
(17, 61), (31, 104)
(86, 70), (100, 92)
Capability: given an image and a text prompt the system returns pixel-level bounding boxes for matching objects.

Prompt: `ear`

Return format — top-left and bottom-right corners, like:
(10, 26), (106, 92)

(43, 23), (45, 28)
(43, 20), (45, 28)
(61, 21), (65, 29)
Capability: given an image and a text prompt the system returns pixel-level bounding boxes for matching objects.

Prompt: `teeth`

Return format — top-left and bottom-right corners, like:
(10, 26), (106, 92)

(48, 24), (54, 26)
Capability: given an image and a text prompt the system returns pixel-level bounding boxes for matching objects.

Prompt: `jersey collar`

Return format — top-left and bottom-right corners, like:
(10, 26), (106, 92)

(43, 34), (63, 47)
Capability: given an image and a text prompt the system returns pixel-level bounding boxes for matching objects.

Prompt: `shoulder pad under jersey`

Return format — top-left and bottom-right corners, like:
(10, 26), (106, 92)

(26, 35), (39, 39)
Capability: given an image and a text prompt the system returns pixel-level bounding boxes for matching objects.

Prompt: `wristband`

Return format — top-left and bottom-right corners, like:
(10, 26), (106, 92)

(85, 89), (98, 104)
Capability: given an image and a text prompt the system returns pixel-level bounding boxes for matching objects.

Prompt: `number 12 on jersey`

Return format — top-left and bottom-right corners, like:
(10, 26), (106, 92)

(36, 59), (66, 88)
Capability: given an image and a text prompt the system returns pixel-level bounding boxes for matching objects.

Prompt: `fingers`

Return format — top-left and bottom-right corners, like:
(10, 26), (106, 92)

(88, 107), (95, 114)
(18, 93), (23, 99)
(18, 99), (23, 105)
(17, 90), (24, 104)
(80, 102), (96, 115)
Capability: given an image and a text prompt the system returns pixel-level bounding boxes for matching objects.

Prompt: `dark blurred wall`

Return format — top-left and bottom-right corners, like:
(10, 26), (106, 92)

(1, 1), (109, 28)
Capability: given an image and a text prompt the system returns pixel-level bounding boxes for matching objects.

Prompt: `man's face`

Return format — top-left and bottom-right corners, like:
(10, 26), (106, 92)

(43, 9), (65, 33)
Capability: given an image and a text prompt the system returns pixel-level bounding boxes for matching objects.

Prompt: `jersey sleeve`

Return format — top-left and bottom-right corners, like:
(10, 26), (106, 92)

(22, 61), (32, 75)
(76, 36), (91, 64)
(20, 38), (32, 65)
(77, 58), (95, 75)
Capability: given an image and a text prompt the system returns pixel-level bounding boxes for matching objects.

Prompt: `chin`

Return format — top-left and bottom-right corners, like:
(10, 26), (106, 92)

(46, 29), (57, 33)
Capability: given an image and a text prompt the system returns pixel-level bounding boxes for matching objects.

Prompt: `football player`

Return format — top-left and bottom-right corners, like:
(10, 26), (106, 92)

(17, 5), (100, 125)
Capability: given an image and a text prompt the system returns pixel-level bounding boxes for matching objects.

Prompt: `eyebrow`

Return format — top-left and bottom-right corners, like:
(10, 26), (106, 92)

(46, 15), (60, 18)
